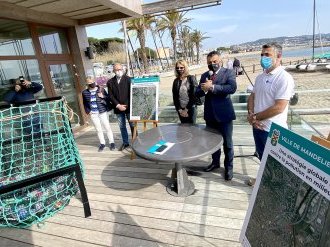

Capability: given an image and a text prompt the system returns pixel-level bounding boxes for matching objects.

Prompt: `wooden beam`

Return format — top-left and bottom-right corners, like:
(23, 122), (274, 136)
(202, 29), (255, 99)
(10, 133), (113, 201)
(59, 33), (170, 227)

(142, 0), (222, 15)
(0, 1), (77, 27)
(311, 135), (330, 149)
(78, 12), (130, 26)
(93, 0), (142, 17)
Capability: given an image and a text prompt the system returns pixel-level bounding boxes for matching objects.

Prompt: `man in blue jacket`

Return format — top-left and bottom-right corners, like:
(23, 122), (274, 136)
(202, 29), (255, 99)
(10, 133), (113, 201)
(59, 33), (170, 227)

(196, 51), (237, 181)
(4, 78), (43, 104)
(4, 78), (43, 137)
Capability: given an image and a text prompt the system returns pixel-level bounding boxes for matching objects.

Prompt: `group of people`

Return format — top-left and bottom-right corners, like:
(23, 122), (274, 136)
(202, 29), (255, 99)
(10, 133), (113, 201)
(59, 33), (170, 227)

(172, 42), (294, 182)
(226, 57), (242, 76)
(4, 42), (294, 184)
(81, 63), (134, 152)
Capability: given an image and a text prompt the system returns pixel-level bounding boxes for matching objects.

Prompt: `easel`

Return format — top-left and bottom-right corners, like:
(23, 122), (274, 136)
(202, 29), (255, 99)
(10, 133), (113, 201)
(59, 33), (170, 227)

(311, 132), (330, 149)
(130, 120), (158, 160)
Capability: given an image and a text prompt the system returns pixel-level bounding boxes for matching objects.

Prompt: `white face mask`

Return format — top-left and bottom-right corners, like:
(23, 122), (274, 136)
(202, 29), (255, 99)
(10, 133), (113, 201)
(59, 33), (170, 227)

(115, 70), (123, 78)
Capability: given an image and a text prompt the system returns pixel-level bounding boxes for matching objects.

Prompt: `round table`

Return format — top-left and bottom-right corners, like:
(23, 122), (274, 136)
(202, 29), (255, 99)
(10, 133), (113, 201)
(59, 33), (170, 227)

(132, 124), (222, 197)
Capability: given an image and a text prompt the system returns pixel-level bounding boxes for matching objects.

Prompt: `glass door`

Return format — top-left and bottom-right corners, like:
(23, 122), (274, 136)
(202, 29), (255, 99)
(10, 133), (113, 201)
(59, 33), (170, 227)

(47, 63), (82, 123)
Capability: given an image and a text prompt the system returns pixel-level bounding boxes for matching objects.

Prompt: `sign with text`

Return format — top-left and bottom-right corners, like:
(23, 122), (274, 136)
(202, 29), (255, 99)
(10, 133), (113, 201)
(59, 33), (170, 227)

(130, 76), (159, 121)
(240, 123), (330, 247)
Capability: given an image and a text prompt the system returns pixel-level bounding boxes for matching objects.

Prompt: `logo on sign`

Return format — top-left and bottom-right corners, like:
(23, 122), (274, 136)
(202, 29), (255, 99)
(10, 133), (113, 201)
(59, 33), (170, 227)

(271, 129), (280, 146)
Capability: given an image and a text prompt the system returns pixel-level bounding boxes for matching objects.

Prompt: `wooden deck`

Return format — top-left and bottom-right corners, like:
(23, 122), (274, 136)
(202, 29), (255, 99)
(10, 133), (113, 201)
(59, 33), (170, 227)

(0, 124), (259, 247)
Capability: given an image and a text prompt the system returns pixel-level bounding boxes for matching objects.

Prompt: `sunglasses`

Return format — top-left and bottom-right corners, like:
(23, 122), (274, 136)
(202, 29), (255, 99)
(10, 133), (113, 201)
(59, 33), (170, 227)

(176, 67), (185, 70)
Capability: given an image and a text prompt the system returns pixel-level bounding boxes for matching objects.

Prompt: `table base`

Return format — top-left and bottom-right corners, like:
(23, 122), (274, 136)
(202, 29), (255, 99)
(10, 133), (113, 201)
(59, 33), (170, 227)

(166, 163), (195, 197)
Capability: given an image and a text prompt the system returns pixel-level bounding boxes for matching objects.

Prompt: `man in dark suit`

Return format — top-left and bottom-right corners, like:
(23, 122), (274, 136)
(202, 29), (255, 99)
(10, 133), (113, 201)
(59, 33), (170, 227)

(107, 63), (134, 151)
(196, 51), (237, 180)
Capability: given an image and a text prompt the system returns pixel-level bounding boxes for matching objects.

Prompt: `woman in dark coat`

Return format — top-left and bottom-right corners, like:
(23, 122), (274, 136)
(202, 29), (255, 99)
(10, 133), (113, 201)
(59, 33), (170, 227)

(172, 59), (198, 124)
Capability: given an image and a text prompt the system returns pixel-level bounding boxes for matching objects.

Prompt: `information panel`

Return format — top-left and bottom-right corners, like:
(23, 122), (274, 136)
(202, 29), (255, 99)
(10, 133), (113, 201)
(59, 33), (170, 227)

(130, 76), (159, 121)
(240, 123), (330, 247)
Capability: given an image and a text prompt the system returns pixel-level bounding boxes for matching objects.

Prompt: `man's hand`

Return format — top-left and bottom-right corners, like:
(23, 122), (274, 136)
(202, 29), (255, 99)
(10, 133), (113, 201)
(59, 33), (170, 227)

(97, 92), (104, 98)
(21, 80), (31, 87)
(201, 79), (213, 92)
(253, 121), (265, 130)
(15, 84), (21, 92)
(117, 104), (127, 111)
(247, 113), (265, 130)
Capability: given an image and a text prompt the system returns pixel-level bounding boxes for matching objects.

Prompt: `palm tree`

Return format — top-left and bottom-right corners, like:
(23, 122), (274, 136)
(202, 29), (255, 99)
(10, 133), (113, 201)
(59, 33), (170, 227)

(190, 29), (209, 64)
(124, 16), (153, 73)
(157, 10), (190, 61)
(153, 18), (171, 68)
(179, 26), (191, 60)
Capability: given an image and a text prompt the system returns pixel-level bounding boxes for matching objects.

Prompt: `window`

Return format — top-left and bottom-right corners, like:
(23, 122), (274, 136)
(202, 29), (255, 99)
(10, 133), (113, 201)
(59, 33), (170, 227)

(37, 26), (69, 54)
(0, 19), (35, 56)
(0, 60), (45, 102)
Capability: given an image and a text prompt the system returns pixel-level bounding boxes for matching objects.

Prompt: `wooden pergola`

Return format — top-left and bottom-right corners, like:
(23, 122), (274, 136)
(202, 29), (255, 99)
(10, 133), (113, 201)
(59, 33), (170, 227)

(142, 0), (222, 16)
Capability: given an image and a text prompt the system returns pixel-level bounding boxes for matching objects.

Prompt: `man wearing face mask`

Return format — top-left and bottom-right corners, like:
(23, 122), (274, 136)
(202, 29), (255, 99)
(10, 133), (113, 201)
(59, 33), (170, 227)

(247, 42), (295, 186)
(107, 63), (134, 151)
(82, 76), (115, 152)
(4, 78), (43, 104)
(196, 51), (237, 181)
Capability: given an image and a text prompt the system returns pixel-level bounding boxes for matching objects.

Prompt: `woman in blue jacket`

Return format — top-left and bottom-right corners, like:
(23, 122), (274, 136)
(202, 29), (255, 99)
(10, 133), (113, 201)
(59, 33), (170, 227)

(82, 76), (115, 152)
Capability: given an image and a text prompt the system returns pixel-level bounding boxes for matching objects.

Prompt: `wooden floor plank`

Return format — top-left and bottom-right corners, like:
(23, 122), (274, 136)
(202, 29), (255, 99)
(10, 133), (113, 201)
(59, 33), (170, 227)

(0, 237), (36, 247)
(0, 228), (103, 247)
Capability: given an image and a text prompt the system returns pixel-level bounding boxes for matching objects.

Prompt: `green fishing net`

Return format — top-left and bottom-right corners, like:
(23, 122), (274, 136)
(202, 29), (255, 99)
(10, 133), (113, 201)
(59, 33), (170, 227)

(0, 97), (84, 228)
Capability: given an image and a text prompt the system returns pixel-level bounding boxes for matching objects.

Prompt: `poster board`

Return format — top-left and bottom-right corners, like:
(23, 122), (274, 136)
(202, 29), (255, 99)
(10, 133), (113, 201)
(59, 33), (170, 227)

(130, 76), (159, 121)
(240, 123), (330, 247)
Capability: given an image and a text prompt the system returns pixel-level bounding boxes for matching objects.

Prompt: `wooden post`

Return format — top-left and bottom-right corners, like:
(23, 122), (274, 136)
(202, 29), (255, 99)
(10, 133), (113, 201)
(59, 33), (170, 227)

(130, 120), (158, 160)
(311, 132), (330, 149)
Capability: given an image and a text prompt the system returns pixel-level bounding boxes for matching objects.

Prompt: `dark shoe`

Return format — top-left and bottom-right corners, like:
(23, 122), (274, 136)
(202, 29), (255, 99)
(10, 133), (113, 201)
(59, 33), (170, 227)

(204, 163), (220, 172)
(225, 168), (233, 181)
(98, 144), (106, 152)
(118, 143), (129, 151)
(247, 178), (256, 186)
(109, 143), (116, 151)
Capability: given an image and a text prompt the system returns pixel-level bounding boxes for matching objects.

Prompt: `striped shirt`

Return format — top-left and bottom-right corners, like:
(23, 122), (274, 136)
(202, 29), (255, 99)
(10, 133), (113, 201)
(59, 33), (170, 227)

(90, 89), (99, 113)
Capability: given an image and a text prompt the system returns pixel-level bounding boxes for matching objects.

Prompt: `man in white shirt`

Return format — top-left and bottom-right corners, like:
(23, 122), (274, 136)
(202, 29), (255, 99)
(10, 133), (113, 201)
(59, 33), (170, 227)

(247, 42), (295, 185)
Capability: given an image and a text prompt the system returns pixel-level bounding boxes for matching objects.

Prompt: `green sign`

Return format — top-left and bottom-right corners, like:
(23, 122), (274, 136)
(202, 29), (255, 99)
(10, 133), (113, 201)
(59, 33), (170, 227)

(132, 76), (160, 84)
(241, 123), (330, 247)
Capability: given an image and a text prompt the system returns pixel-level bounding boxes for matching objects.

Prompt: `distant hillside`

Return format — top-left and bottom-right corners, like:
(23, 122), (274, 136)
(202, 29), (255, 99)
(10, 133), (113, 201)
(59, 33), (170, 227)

(239, 33), (330, 47)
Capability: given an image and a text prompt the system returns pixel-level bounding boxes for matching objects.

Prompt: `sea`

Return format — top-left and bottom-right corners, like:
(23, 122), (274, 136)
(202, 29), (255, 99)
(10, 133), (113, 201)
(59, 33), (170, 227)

(240, 46), (330, 59)
(283, 46), (330, 58)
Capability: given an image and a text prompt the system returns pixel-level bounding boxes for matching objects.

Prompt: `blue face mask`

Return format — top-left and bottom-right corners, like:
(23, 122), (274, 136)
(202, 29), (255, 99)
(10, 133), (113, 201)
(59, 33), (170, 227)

(260, 56), (273, 69)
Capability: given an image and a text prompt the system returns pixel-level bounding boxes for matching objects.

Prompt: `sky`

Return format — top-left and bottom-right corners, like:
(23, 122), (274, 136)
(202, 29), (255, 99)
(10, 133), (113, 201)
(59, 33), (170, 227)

(86, 0), (330, 50)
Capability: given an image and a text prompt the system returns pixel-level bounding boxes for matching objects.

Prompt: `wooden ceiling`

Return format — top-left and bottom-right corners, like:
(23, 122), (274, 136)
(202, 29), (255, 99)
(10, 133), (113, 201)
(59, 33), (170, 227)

(142, 0), (222, 16)
(0, 0), (222, 27)
(0, 0), (142, 26)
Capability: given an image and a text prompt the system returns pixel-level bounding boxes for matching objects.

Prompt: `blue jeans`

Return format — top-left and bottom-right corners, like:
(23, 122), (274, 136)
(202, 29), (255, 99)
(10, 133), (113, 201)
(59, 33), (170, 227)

(206, 120), (234, 170)
(253, 128), (269, 160)
(116, 112), (134, 145)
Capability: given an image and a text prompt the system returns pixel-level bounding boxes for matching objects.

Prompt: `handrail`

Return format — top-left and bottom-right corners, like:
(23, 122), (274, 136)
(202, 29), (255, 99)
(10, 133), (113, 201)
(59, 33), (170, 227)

(288, 108), (330, 138)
